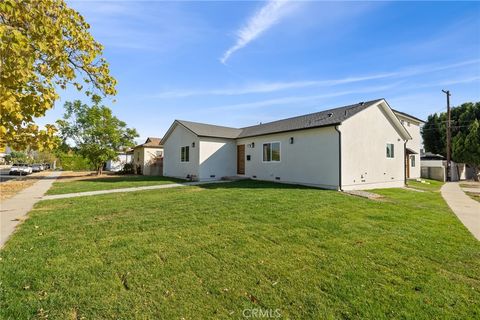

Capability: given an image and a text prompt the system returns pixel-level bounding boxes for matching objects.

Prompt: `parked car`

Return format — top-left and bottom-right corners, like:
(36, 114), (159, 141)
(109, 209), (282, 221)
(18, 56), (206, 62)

(31, 164), (42, 172)
(9, 164), (32, 175)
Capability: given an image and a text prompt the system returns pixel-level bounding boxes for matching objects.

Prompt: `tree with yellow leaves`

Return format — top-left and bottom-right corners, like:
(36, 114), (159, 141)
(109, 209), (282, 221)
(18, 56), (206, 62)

(0, 0), (116, 150)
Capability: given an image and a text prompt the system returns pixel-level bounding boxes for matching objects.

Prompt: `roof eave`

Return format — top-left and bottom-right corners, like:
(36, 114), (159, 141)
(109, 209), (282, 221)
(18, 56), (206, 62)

(238, 122), (341, 139)
(197, 135), (239, 140)
(380, 100), (412, 140)
(393, 110), (425, 124)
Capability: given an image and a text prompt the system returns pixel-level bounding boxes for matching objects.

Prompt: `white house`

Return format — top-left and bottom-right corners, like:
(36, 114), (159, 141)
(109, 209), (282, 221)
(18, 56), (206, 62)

(133, 137), (164, 176)
(105, 150), (133, 172)
(162, 99), (418, 190)
(392, 109), (424, 179)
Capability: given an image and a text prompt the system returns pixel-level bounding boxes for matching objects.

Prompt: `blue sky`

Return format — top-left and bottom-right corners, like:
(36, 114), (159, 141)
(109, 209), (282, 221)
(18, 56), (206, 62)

(41, 0), (480, 141)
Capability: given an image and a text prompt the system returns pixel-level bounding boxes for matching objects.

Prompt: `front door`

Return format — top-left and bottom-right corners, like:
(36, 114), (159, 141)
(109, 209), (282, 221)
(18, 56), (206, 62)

(237, 145), (245, 175)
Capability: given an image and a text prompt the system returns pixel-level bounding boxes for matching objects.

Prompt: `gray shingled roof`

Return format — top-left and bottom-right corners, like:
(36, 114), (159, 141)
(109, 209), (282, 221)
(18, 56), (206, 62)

(238, 99), (382, 138)
(176, 99), (383, 139)
(177, 120), (243, 139)
(392, 109), (425, 123)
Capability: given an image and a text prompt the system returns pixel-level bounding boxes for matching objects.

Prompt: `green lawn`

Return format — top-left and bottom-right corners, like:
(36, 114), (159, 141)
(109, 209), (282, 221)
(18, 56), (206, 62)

(1, 180), (479, 319)
(466, 192), (480, 203)
(46, 175), (184, 195)
(406, 178), (444, 192)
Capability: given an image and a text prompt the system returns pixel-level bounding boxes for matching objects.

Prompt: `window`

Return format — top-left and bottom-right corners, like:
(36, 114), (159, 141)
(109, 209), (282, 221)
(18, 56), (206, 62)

(181, 146), (189, 162)
(386, 144), (394, 158)
(263, 142), (280, 162)
(410, 155), (415, 167)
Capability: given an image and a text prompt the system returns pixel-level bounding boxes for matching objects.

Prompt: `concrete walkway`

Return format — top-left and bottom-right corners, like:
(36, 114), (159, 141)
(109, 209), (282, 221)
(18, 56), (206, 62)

(441, 182), (480, 241)
(41, 180), (229, 201)
(0, 171), (61, 248)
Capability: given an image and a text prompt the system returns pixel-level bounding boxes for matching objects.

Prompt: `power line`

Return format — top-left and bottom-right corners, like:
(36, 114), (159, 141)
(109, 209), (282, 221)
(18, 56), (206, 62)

(421, 125), (473, 131)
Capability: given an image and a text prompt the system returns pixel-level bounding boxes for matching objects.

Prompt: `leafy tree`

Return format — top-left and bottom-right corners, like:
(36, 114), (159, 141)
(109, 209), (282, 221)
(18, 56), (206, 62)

(33, 151), (57, 165)
(422, 113), (445, 156)
(57, 151), (93, 171)
(4, 151), (29, 164)
(422, 102), (480, 180)
(452, 119), (480, 180)
(57, 98), (138, 175)
(0, 0), (116, 151)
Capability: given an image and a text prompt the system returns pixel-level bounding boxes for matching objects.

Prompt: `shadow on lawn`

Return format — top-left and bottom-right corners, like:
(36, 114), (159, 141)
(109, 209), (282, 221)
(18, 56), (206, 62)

(20, 173), (185, 183)
(5, 171), (107, 181)
(57, 175), (186, 184)
(198, 179), (325, 191)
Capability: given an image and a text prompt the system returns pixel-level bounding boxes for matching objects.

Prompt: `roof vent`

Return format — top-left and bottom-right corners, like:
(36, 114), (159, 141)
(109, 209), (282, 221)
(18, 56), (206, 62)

(359, 101), (365, 106)
(328, 113), (333, 117)
(344, 110), (348, 116)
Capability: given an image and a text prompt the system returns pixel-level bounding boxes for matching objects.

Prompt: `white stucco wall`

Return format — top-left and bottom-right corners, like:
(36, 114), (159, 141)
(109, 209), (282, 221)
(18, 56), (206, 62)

(143, 147), (163, 176)
(133, 148), (144, 173)
(163, 123), (199, 179)
(106, 153), (132, 172)
(421, 159), (444, 167)
(133, 147), (163, 175)
(199, 137), (237, 180)
(236, 127), (340, 189)
(340, 104), (406, 190)
(397, 114), (422, 179)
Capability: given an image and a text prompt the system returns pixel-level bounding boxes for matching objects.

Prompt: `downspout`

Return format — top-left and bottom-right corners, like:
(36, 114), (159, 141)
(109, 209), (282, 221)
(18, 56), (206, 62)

(404, 140), (407, 186)
(335, 125), (342, 191)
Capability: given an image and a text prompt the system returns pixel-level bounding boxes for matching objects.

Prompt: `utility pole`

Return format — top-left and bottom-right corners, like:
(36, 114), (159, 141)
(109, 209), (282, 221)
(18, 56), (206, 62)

(442, 89), (451, 181)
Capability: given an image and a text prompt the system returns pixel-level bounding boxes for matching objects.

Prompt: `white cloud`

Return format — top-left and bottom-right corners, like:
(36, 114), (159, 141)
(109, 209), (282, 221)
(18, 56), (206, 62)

(201, 82), (400, 112)
(153, 59), (480, 98)
(221, 0), (294, 64)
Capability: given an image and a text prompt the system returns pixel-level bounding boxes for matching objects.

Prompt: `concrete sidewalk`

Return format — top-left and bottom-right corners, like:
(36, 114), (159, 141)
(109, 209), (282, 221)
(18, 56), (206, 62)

(441, 182), (480, 241)
(0, 171), (61, 248)
(41, 180), (229, 201)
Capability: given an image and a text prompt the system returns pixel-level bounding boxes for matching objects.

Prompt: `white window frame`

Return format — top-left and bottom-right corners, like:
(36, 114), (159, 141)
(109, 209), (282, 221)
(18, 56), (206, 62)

(262, 142), (281, 163)
(181, 146), (190, 162)
(410, 155), (415, 167)
(386, 143), (395, 159)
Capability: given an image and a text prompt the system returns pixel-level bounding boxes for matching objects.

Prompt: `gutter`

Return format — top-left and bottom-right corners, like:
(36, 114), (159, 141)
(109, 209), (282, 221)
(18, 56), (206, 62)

(335, 125), (342, 191)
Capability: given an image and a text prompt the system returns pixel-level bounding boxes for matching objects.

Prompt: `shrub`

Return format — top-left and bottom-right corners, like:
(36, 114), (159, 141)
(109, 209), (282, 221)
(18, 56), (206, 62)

(57, 153), (93, 171)
(121, 162), (135, 174)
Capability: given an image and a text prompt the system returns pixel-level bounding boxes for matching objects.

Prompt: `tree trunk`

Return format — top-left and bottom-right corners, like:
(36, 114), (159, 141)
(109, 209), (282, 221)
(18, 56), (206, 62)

(97, 166), (103, 175)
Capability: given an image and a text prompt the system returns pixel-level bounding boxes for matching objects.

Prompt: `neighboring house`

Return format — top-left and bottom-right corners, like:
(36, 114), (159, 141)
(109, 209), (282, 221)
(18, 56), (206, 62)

(133, 137), (164, 176)
(392, 109), (425, 179)
(162, 99), (415, 190)
(105, 150), (133, 172)
(421, 151), (475, 181)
